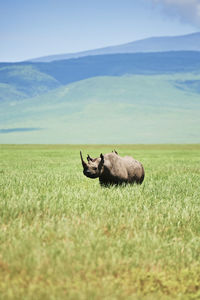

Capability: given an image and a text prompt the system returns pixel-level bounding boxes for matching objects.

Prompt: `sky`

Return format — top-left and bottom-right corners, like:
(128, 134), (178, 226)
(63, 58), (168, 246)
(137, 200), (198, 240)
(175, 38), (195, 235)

(0, 0), (199, 62)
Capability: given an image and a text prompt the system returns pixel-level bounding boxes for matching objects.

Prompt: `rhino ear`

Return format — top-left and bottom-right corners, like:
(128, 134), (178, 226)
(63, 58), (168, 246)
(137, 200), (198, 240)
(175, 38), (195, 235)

(100, 153), (104, 163)
(87, 154), (94, 162)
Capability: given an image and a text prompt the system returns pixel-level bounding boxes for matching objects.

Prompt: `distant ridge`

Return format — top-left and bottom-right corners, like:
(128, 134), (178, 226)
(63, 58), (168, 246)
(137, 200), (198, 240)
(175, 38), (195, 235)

(1, 51), (200, 95)
(30, 32), (200, 62)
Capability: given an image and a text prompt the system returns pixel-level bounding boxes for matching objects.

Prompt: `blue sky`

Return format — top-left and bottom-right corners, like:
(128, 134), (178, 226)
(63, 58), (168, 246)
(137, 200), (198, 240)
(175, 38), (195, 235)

(0, 0), (198, 62)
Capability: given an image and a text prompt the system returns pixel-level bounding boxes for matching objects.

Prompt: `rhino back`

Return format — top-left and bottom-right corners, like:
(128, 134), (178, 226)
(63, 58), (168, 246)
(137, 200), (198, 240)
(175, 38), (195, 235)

(122, 156), (144, 183)
(103, 153), (128, 179)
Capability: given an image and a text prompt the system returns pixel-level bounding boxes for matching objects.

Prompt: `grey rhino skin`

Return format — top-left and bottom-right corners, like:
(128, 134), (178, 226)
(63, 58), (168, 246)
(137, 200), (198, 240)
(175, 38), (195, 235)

(80, 150), (145, 186)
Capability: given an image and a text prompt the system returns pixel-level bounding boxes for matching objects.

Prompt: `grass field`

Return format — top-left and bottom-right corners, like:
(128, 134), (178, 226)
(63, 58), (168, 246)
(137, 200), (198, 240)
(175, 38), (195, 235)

(0, 144), (200, 299)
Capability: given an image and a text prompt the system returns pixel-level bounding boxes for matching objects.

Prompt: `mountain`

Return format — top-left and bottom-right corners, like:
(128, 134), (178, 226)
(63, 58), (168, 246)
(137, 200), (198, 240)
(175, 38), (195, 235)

(1, 50), (200, 143)
(1, 51), (200, 99)
(30, 32), (200, 62)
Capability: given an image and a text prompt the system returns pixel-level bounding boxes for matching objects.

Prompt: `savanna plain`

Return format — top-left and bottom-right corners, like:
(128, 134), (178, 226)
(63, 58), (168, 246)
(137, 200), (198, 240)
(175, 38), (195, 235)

(0, 144), (200, 300)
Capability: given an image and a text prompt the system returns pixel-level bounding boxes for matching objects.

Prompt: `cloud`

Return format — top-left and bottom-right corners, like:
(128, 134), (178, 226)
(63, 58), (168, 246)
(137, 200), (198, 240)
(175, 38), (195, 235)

(150, 0), (200, 26)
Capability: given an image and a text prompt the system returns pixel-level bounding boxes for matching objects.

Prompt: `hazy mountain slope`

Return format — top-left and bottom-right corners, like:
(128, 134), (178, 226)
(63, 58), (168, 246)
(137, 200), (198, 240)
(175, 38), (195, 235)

(0, 83), (27, 102)
(0, 65), (61, 100)
(176, 79), (200, 94)
(1, 74), (199, 144)
(30, 32), (200, 62)
(1, 51), (200, 102)
(35, 52), (200, 85)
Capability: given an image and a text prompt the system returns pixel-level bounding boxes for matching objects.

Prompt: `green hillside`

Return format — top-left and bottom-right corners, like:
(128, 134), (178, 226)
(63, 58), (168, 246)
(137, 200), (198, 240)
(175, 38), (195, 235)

(1, 74), (200, 143)
(0, 65), (60, 100)
(0, 83), (27, 102)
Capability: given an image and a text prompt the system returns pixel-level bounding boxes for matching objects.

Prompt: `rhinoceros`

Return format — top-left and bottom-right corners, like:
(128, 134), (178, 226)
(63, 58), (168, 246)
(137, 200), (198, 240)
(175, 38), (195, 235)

(80, 150), (145, 186)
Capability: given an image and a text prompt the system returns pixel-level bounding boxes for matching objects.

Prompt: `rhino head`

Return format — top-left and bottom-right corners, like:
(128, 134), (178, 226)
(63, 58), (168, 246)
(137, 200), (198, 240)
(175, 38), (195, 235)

(80, 151), (104, 179)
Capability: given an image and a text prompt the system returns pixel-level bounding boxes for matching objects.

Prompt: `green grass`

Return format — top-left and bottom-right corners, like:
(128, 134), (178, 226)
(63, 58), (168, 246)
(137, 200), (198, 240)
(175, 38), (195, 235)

(0, 144), (200, 299)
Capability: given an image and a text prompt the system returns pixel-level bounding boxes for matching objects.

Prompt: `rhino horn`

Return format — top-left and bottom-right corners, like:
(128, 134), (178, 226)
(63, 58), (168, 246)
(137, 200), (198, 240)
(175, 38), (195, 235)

(87, 154), (93, 162)
(80, 151), (87, 168)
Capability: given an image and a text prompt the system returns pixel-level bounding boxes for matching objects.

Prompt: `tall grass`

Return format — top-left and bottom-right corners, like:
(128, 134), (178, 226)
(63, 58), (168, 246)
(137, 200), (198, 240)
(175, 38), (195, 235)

(0, 145), (199, 299)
